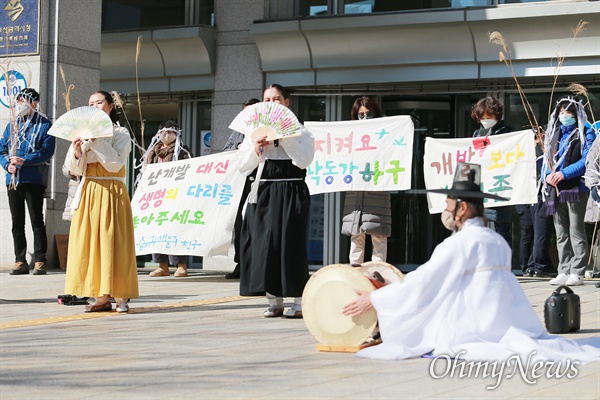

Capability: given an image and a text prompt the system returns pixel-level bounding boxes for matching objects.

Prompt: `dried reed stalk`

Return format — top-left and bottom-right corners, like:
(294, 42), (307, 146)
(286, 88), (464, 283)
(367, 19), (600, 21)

(489, 22), (590, 198)
(489, 31), (540, 136)
(570, 81), (600, 263)
(547, 21), (588, 118)
(59, 64), (75, 112)
(1, 37), (19, 189)
(135, 35), (146, 151)
(1, 69), (18, 189)
(110, 90), (144, 155)
(567, 83), (596, 128)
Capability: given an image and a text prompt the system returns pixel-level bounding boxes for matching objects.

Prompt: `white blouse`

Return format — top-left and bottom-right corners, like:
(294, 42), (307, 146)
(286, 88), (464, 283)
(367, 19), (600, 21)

(236, 126), (315, 176)
(66, 126), (131, 176)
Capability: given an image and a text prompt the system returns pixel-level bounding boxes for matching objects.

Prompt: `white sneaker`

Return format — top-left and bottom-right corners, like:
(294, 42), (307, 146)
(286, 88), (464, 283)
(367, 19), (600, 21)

(565, 274), (584, 286)
(549, 273), (569, 286)
(284, 307), (302, 319)
(263, 307), (284, 318)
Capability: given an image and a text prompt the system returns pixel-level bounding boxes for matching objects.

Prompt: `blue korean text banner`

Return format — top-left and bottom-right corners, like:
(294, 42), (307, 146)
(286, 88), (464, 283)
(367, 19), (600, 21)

(0, 0), (40, 56)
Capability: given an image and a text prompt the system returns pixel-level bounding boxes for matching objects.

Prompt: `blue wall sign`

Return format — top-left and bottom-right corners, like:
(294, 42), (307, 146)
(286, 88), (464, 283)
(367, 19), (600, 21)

(0, 0), (40, 56)
(0, 70), (28, 108)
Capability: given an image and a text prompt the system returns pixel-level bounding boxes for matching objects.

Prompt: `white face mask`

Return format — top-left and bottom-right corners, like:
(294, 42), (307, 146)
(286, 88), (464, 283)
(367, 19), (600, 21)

(441, 210), (456, 232)
(15, 102), (31, 117)
(480, 119), (497, 130)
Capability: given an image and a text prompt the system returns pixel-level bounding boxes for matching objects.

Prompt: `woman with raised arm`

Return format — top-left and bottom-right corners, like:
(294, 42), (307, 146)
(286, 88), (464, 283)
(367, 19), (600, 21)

(237, 84), (315, 318)
(63, 91), (138, 313)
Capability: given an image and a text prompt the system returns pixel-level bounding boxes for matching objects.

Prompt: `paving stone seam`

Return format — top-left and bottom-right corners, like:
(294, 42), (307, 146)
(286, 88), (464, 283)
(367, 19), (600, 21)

(0, 295), (254, 330)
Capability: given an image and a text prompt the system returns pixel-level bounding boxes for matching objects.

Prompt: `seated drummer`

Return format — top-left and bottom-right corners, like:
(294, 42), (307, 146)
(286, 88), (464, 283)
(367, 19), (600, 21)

(343, 163), (599, 363)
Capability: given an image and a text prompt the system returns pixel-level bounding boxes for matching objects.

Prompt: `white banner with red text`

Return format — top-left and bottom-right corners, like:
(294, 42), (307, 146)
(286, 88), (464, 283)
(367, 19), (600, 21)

(423, 129), (537, 214)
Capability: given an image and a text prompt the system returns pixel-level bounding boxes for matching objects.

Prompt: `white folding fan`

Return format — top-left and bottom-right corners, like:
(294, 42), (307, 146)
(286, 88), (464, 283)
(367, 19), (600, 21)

(228, 102), (302, 142)
(48, 106), (114, 141)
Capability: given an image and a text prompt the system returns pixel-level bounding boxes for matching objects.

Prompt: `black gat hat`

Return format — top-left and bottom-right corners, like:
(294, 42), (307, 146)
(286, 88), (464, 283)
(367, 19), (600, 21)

(412, 162), (509, 202)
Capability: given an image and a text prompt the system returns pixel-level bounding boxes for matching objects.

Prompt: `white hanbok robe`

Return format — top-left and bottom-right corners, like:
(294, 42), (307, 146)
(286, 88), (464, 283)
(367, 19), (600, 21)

(358, 218), (600, 363)
(237, 126), (314, 176)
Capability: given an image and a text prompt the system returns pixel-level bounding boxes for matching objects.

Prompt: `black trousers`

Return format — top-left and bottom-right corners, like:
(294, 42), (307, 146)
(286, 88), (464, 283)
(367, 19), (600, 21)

(530, 200), (554, 273)
(7, 184), (47, 263)
(515, 204), (533, 270)
(515, 201), (554, 272)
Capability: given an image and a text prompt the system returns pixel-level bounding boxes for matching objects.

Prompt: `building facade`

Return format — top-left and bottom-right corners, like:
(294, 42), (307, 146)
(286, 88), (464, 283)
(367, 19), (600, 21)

(1, 0), (599, 270)
(0, 0), (103, 270)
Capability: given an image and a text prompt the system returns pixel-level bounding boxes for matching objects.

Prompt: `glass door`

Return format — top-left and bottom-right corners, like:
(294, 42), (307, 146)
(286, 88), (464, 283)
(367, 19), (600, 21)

(380, 97), (454, 270)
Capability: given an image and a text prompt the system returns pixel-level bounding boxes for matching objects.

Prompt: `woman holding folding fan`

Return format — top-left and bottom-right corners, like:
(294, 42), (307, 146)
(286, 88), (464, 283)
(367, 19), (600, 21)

(237, 84), (315, 318)
(63, 91), (138, 313)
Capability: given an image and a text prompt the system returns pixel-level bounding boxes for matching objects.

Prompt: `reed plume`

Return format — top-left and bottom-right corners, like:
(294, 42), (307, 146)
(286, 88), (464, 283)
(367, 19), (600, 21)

(567, 83), (596, 127)
(547, 21), (588, 118)
(59, 64), (75, 112)
(489, 21), (590, 187)
(1, 41), (19, 189)
(110, 90), (144, 155)
(489, 31), (539, 135)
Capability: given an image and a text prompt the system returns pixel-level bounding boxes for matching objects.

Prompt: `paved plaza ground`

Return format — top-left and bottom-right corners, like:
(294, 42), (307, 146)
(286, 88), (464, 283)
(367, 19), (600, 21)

(0, 268), (598, 399)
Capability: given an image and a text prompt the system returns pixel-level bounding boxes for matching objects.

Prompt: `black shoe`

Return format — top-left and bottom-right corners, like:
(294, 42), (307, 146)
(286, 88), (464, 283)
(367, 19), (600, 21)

(9, 262), (29, 275)
(58, 295), (90, 305)
(32, 262), (47, 275)
(524, 268), (534, 277)
(225, 265), (240, 279)
(533, 271), (553, 278)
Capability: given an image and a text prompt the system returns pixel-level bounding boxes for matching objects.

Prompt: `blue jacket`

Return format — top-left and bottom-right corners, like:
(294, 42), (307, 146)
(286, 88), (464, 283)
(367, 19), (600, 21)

(542, 124), (596, 193)
(0, 112), (55, 186)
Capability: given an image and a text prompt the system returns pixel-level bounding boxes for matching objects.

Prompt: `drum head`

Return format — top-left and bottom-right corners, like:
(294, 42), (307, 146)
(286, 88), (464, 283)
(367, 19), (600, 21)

(360, 261), (404, 286)
(302, 264), (378, 347)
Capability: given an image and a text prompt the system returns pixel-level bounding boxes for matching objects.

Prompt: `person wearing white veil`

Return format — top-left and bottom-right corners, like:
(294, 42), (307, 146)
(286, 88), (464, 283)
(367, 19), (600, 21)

(141, 120), (193, 277)
(541, 97), (596, 286)
(343, 163), (600, 364)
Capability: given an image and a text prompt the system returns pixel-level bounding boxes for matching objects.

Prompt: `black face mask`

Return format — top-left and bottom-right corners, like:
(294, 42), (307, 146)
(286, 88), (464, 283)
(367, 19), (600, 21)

(358, 111), (374, 120)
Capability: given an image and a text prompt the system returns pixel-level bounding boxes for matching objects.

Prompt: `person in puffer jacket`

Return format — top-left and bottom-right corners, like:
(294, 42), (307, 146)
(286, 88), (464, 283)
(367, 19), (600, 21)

(342, 96), (391, 266)
(541, 96), (596, 287)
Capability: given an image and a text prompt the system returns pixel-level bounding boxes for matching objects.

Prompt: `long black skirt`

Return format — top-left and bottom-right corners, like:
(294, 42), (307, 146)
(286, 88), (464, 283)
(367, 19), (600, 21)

(240, 159), (310, 297)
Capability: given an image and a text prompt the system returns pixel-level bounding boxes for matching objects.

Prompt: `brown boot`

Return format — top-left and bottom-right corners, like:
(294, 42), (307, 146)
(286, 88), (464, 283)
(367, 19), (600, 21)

(149, 262), (170, 277)
(174, 264), (188, 277)
(9, 262), (29, 275)
(32, 262), (47, 275)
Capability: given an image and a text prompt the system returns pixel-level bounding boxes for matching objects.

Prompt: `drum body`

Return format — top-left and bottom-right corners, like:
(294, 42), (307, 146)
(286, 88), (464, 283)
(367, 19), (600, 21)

(302, 263), (403, 347)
